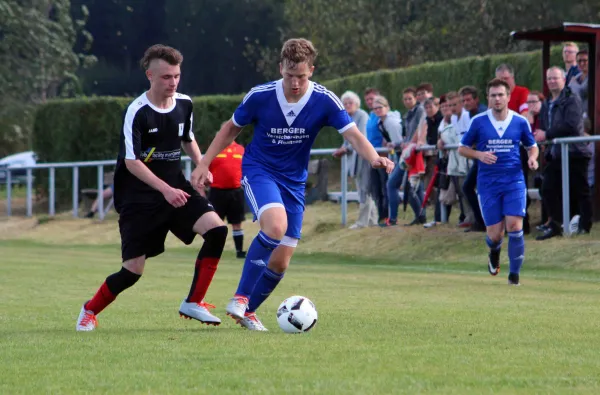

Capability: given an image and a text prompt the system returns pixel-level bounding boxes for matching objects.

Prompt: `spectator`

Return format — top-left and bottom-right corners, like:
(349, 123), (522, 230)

(371, 95), (404, 226)
(495, 63), (532, 233)
(562, 42), (580, 86)
(381, 88), (424, 226)
(535, 66), (592, 240)
(447, 91), (473, 227)
(459, 86), (487, 232)
(364, 87), (389, 225)
(84, 185), (114, 218)
(526, 91), (545, 130)
(416, 82), (434, 106)
(417, 97), (442, 227)
(436, 95), (468, 223)
(459, 85), (487, 117)
(569, 49), (589, 118)
(333, 90), (377, 229)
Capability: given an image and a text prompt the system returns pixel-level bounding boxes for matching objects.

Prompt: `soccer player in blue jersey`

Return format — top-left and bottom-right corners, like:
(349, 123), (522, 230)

(191, 38), (394, 330)
(458, 78), (539, 286)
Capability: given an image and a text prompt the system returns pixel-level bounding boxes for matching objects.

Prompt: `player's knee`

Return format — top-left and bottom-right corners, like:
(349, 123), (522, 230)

(262, 222), (287, 240)
(203, 225), (228, 249)
(506, 223), (522, 233)
(106, 266), (142, 296)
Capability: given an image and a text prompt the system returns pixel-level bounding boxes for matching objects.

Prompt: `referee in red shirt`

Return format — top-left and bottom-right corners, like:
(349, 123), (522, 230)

(208, 139), (246, 258)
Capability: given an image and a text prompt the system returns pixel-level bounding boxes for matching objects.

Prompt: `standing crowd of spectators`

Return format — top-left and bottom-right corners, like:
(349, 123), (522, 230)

(336, 42), (593, 239)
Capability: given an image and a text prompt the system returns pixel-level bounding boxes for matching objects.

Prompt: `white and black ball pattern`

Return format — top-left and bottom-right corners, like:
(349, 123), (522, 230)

(276, 295), (318, 333)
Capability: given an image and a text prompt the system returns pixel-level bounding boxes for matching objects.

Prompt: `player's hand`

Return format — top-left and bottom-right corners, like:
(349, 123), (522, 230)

(191, 162), (211, 191)
(477, 151), (497, 165)
(163, 187), (190, 208)
(371, 157), (395, 174)
(528, 157), (539, 171)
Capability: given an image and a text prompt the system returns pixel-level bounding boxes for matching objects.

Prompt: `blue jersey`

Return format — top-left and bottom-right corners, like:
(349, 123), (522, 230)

(232, 79), (354, 184)
(460, 109), (536, 192)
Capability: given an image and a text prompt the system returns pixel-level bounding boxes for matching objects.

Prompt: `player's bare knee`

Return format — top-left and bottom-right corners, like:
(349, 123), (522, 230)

(193, 211), (225, 235)
(262, 221), (287, 240)
(123, 256), (146, 275)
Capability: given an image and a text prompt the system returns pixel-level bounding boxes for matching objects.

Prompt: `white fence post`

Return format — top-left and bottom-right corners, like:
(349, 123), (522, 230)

(72, 166), (79, 218)
(97, 165), (104, 220)
(49, 167), (56, 217)
(6, 170), (12, 216)
(26, 168), (33, 217)
(560, 143), (571, 236)
(341, 153), (348, 226)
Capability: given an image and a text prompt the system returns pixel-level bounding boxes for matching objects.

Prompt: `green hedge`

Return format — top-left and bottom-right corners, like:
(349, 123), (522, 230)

(32, 46), (563, 205)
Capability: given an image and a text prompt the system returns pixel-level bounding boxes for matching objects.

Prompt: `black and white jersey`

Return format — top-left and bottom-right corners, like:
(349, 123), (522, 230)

(114, 92), (194, 208)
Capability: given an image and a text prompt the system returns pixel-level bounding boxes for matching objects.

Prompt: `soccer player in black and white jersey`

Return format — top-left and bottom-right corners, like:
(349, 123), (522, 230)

(76, 45), (228, 331)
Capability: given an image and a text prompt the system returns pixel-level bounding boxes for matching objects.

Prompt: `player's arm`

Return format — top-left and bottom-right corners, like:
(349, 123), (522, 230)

(343, 126), (394, 173)
(521, 119), (539, 170)
(123, 112), (189, 207)
(457, 120), (497, 165)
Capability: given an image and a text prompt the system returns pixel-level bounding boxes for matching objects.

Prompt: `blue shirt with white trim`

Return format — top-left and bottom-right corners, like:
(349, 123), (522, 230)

(232, 79), (354, 184)
(460, 109), (536, 191)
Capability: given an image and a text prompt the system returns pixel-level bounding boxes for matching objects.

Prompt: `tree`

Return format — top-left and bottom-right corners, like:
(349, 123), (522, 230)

(0, 0), (95, 156)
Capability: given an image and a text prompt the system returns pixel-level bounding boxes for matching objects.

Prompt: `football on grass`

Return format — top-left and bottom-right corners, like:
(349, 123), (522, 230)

(276, 295), (318, 333)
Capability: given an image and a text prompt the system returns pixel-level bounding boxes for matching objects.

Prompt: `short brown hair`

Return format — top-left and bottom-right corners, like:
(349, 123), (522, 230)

(577, 49), (589, 57)
(486, 78), (511, 95)
(459, 85), (479, 99)
(140, 44), (183, 70)
(424, 97), (439, 107)
(364, 87), (381, 96)
(529, 90), (545, 102)
(445, 91), (459, 101)
(403, 87), (416, 96)
(280, 38), (318, 69)
(416, 82), (433, 94)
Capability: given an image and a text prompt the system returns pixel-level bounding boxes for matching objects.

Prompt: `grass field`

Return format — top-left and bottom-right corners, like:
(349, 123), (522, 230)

(2, 203), (600, 394)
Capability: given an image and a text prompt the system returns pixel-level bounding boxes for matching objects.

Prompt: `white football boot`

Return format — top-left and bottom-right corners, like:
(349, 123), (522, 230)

(225, 296), (249, 320)
(76, 304), (98, 332)
(179, 300), (221, 326)
(239, 313), (268, 331)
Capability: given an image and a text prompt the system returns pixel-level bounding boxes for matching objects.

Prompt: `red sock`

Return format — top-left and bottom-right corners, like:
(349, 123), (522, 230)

(187, 258), (220, 303)
(85, 282), (116, 315)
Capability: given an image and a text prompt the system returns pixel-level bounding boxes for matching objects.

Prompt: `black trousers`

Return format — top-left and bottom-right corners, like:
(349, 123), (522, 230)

(370, 167), (388, 222)
(542, 157), (593, 232)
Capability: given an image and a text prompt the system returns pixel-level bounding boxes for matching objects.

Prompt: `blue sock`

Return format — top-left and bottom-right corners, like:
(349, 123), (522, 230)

(486, 235), (503, 252)
(235, 231), (280, 297)
(247, 267), (284, 313)
(508, 230), (525, 274)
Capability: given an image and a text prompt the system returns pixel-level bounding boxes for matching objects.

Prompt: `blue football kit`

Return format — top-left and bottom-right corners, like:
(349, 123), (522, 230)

(460, 109), (536, 226)
(232, 79), (354, 239)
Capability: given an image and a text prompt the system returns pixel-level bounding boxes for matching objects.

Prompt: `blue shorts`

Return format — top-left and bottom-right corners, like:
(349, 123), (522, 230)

(241, 171), (304, 239)
(478, 188), (527, 226)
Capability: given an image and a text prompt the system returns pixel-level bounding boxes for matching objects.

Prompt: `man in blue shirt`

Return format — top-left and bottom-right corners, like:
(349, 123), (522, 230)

(458, 78), (539, 286)
(192, 38), (394, 330)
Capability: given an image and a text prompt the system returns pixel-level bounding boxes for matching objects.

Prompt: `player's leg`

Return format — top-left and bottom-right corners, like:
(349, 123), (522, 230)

(226, 175), (284, 319)
(479, 192), (504, 276)
(241, 209), (301, 331)
(503, 188), (527, 286)
(76, 205), (170, 331)
(171, 188), (228, 325)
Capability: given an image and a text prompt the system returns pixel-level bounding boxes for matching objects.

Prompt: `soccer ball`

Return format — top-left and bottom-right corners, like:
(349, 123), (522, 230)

(276, 295), (318, 333)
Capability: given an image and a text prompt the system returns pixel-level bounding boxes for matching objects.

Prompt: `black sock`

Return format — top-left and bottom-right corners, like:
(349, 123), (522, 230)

(232, 229), (244, 252)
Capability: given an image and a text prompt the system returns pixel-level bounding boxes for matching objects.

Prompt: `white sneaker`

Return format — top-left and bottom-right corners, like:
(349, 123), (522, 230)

(226, 296), (249, 320)
(569, 215), (580, 234)
(239, 313), (268, 331)
(76, 304), (98, 332)
(179, 300), (221, 326)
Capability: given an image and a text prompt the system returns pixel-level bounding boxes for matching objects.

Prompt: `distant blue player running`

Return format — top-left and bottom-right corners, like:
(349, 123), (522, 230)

(192, 38), (394, 330)
(458, 78), (539, 286)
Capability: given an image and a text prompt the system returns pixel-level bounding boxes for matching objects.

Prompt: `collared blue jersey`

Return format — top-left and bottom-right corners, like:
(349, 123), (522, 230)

(232, 79), (354, 184)
(460, 109), (536, 191)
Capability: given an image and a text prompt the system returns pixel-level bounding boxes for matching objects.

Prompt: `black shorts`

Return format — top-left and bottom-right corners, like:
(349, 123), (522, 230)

(208, 187), (245, 224)
(118, 181), (215, 262)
